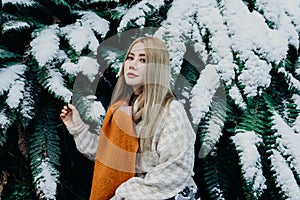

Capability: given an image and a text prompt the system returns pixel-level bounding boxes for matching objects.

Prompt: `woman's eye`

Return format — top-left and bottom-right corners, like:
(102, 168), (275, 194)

(126, 56), (134, 60)
(140, 59), (146, 63)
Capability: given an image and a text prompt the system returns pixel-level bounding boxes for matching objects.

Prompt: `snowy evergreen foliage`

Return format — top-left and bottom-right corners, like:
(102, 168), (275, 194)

(0, 0), (299, 199)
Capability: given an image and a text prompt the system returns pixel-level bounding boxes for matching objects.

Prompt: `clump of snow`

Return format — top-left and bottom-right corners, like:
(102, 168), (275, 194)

(80, 11), (110, 38)
(292, 94), (300, 133)
(61, 22), (99, 54)
(2, 21), (30, 33)
(0, 110), (11, 130)
(238, 55), (272, 97)
(77, 57), (99, 82)
(3, 0), (36, 6)
(231, 130), (266, 197)
(228, 85), (247, 109)
(6, 79), (25, 109)
(278, 68), (300, 91)
(190, 64), (220, 124)
(270, 150), (300, 199)
(272, 112), (300, 180)
(47, 69), (72, 103)
(118, 0), (165, 32)
(0, 64), (26, 95)
(34, 158), (59, 200)
(30, 25), (60, 66)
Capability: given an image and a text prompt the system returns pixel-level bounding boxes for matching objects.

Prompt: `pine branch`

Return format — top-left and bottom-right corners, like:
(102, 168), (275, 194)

(29, 97), (61, 199)
(37, 67), (72, 103)
(30, 25), (60, 67)
(231, 130), (266, 199)
(0, 49), (21, 60)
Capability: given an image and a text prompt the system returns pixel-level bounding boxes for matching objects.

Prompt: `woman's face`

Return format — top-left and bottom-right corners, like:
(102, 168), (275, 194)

(124, 42), (147, 92)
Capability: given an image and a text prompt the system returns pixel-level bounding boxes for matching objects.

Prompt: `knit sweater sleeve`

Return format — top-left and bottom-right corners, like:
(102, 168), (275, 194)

(114, 100), (196, 200)
(66, 120), (99, 161)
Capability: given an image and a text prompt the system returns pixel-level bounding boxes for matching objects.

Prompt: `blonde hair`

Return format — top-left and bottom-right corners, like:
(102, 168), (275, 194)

(110, 36), (176, 152)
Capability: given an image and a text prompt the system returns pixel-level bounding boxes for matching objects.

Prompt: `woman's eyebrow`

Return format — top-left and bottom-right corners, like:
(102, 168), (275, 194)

(128, 52), (145, 57)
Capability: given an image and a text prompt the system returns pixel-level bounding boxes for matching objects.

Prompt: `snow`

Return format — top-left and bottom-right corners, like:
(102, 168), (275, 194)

(47, 69), (72, 103)
(154, 0), (199, 83)
(272, 112), (300, 180)
(61, 22), (99, 54)
(284, 0), (300, 32)
(278, 68), (300, 91)
(0, 110), (11, 130)
(198, 101), (226, 159)
(292, 94), (300, 133)
(0, 64), (26, 95)
(61, 56), (99, 81)
(3, 0), (36, 6)
(77, 57), (99, 82)
(30, 25), (60, 66)
(20, 84), (36, 121)
(238, 55), (272, 97)
(190, 64), (220, 124)
(61, 61), (81, 76)
(270, 150), (300, 199)
(118, 0), (165, 32)
(34, 158), (59, 200)
(80, 11), (110, 38)
(231, 131), (266, 197)
(2, 21), (30, 32)
(228, 85), (247, 109)
(196, 0), (236, 84)
(80, 0), (119, 3)
(6, 79), (25, 109)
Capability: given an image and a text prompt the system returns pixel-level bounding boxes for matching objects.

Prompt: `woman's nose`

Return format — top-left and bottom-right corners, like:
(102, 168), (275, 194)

(129, 60), (138, 69)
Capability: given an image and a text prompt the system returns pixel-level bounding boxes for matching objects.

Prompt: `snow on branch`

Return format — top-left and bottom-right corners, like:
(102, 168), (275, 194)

(196, 0), (235, 84)
(231, 130), (266, 198)
(278, 67), (300, 92)
(34, 158), (59, 200)
(238, 54), (272, 97)
(190, 64), (220, 124)
(284, 0), (300, 32)
(2, 20), (30, 33)
(20, 82), (36, 123)
(61, 56), (99, 82)
(270, 150), (300, 199)
(154, 0), (200, 84)
(221, 0), (292, 64)
(228, 85), (247, 109)
(272, 112), (300, 181)
(6, 79), (25, 109)
(30, 25), (60, 67)
(45, 68), (72, 103)
(255, 0), (299, 48)
(0, 110), (11, 130)
(0, 64), (26, 96)
(196, 0), (246, 109)
(79, 11), (110, 38)
(292, 94), (300, 133)
(117, 0), (165, 32)
(79, 0), (119, 3)
(77, 56), (99, 82)
(60, 22), (99, 54)
(3, 0), (36, 6)
(198, 100), (226, 159)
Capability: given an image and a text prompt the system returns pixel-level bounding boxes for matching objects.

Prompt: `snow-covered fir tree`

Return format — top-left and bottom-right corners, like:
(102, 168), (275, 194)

(0, 0), (299, 199)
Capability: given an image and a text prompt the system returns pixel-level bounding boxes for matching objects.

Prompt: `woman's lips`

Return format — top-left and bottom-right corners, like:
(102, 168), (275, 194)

(126, 72), (138, 78)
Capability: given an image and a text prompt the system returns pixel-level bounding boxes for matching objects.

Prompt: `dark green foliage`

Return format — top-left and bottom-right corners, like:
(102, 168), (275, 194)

(0, 0), (300, 199)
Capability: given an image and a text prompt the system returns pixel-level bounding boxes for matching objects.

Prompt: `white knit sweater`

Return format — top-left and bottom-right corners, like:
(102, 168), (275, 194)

(66, 100), (197, 200)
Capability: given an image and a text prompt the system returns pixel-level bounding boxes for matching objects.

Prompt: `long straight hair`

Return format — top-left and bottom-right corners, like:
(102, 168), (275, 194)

(110, 36), (176, 152)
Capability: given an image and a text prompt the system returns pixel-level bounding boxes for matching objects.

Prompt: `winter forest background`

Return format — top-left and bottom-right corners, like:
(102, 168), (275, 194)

(1, 0), (300, 199)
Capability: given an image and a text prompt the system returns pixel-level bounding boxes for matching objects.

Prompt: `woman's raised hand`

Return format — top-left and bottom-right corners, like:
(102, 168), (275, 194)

(60, 104), (82, 127)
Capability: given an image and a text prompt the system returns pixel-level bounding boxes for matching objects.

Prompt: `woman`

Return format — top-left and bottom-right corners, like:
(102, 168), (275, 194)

(60, 37), (199, 200)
